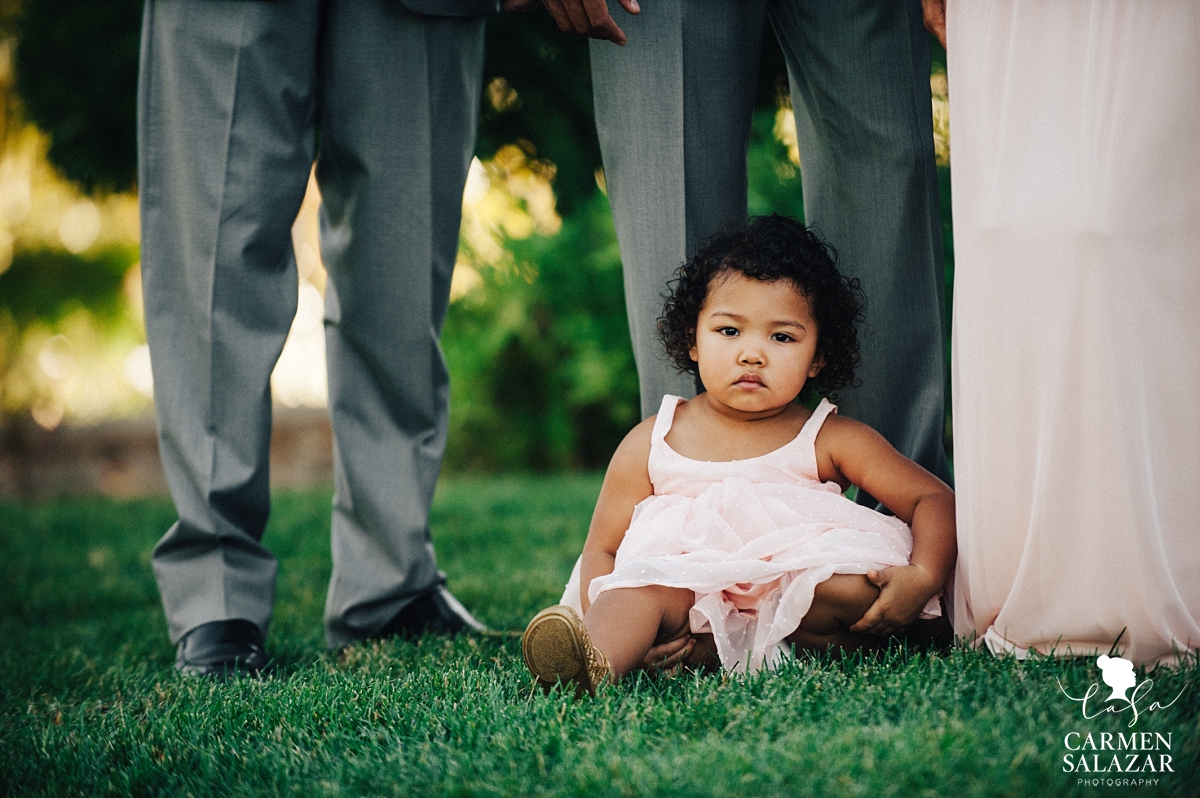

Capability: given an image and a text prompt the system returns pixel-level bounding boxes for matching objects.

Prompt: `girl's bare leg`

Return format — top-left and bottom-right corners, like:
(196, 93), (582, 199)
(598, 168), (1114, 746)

(682, 633), (721, 671)
(584, 585), (694, 681)
(786, 574), (882, 654)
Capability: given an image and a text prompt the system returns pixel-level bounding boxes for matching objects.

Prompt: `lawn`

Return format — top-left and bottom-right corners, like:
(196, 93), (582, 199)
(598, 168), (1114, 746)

(1, 475), (1197, 797)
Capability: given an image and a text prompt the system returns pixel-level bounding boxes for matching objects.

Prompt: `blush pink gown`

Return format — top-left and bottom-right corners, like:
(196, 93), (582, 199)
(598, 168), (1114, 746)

(948, 1), (1200, 666)
(560, 395), (939, 673)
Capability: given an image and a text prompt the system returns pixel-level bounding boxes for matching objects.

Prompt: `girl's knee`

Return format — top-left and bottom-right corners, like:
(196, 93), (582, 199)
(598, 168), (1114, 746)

(646, 585), (694, 643)
(590, 584), (694, 642)
(814, 574), (878, 620)
(802, 574), (879, 634)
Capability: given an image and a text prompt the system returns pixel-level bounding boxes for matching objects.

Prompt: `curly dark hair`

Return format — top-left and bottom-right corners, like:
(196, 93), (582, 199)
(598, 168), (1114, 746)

(657, 214), (865, 401)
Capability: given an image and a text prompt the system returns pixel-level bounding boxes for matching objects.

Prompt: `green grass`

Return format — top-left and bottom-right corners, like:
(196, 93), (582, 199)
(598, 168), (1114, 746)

(1, 475), (1197, 797)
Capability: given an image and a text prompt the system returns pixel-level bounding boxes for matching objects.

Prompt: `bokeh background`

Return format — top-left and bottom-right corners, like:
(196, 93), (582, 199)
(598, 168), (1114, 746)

(0, 0), (951, 500)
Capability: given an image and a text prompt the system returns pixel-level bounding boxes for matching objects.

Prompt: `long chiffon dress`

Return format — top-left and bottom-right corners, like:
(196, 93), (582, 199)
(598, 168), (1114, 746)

(947, 1), (1200, 666)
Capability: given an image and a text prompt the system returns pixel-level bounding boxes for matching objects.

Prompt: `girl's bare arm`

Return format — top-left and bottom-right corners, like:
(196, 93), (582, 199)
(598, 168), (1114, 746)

(814, 415), (957, 636)
(579, 417), (655, 612)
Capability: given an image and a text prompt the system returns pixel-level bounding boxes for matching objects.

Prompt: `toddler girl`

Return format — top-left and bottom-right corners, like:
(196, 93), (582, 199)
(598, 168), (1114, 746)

(522, 215), (956, 694)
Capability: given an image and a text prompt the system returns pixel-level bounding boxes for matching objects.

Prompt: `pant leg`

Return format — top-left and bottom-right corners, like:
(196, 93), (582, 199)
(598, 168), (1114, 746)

(770, 0), (953, 496)
(318, 2), (485, 648)
(139, 0), (319, 643)
(591, 0), (767, 419)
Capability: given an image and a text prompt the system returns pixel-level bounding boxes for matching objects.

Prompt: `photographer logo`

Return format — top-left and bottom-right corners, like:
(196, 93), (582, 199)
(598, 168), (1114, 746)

(1057, 655), (1186, 786)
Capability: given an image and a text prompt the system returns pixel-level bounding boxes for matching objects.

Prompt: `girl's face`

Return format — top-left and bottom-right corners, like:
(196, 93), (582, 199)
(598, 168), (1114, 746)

(689, 271), (824, 416)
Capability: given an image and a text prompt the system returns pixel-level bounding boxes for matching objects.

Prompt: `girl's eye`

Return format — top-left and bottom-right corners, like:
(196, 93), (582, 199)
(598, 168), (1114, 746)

(718, 327), (738, 337)
(771, 332), (794, 343)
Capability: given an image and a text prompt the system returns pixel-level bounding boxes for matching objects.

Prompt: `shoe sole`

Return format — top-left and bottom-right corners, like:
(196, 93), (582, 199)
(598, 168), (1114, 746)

(521, 606), (595, 696)
(176, 658), (264, 679)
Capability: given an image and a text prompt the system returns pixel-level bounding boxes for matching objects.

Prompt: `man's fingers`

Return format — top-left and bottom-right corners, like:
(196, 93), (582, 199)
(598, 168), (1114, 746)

(539, 2), (571, 33)
(540, 0), (579, 33)
(929, 19), (946, 49)
(558, 0), (594, 33)
(581, 0), (626, 45)
(540, 0), (627, 44)
(550, 0), (601, 37)
(584, 15), (627, 45)
(921, 0), (947, 48)
(616, 0), (641, 15)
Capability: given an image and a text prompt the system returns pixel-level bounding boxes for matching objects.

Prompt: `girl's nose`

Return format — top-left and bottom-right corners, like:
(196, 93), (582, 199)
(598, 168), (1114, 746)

(738, 346), (764, 365)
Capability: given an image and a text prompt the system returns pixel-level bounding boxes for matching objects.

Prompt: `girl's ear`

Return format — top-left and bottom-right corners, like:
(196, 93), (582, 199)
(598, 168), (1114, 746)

(687, 328), (698, 364)
(808, 351), (826, 379)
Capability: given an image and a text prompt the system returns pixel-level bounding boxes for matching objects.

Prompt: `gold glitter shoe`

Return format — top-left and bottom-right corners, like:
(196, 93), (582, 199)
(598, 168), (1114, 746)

(522, 605), (611, 697)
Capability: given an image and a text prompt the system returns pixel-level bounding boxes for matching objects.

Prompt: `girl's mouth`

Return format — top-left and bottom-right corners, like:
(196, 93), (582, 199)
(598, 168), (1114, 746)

(734, 373), (765, 389)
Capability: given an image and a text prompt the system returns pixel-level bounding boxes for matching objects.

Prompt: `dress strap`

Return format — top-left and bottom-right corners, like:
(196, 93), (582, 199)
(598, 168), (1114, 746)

(796, 398), (838, 479)
(799, 398), (838, 441)
(650, 394), (685, 444)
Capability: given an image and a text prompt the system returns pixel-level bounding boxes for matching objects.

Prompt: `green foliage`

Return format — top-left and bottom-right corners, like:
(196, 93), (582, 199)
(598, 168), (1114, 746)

(479, 10), (601, 215)
(0, 245), (136, 327)
(440, 110), (814, 474)
(443, 192), (639, 472)
(0, 245), (145, 422)
(8, 1), (791, 209)
(747, 107), (805, 221)
(6, 4), (959, 465)
(13, 0), (141, 192)
(479, 10), (792, 215)
(1, 478), (1198, 797)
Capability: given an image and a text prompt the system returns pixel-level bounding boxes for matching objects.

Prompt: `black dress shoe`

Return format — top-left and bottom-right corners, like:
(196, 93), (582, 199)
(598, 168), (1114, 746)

(377, 586), (487, 639)
(176, 619), (268, 677)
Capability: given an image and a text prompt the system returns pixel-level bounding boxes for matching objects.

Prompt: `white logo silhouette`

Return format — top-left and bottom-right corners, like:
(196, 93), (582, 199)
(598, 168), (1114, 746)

(1058, 654), (1184, 727)
(1096, 654), (1137, 704)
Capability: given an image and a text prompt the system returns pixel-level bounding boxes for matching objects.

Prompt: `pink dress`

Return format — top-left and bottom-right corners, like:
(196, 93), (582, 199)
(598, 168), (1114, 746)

(560, 395), (940, 673)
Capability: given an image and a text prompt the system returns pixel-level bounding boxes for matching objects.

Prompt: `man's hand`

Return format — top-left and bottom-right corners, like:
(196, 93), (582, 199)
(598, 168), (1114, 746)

(921, 0), (946, 48)
(504, 0), (641, 46)
(639, 635), (694, 674)
(848, 564), (941, 638)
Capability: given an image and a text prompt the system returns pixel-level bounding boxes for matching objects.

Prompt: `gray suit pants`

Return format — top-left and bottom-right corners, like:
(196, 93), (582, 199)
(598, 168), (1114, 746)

(593, 0), (952, 492)
(138, 0), (485, 648)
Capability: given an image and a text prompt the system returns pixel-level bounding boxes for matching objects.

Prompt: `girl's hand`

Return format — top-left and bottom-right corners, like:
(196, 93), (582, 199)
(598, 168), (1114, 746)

(639, 636), (695, 675)
(815, 416), (956, 635)
(848, 565), (940, 637)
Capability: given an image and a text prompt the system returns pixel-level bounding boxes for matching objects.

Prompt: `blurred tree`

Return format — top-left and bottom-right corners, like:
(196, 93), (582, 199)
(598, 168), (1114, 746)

(0, 246), (135, 327)
(443, 190), (639, 472)
(481, 8), (790, 214)
(13, 0), (141, 192)
(479, 10), (599, 215)
(6, 2), (951, 464)
(12, 2), (609, 202)
(10, 3), (789, 206)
